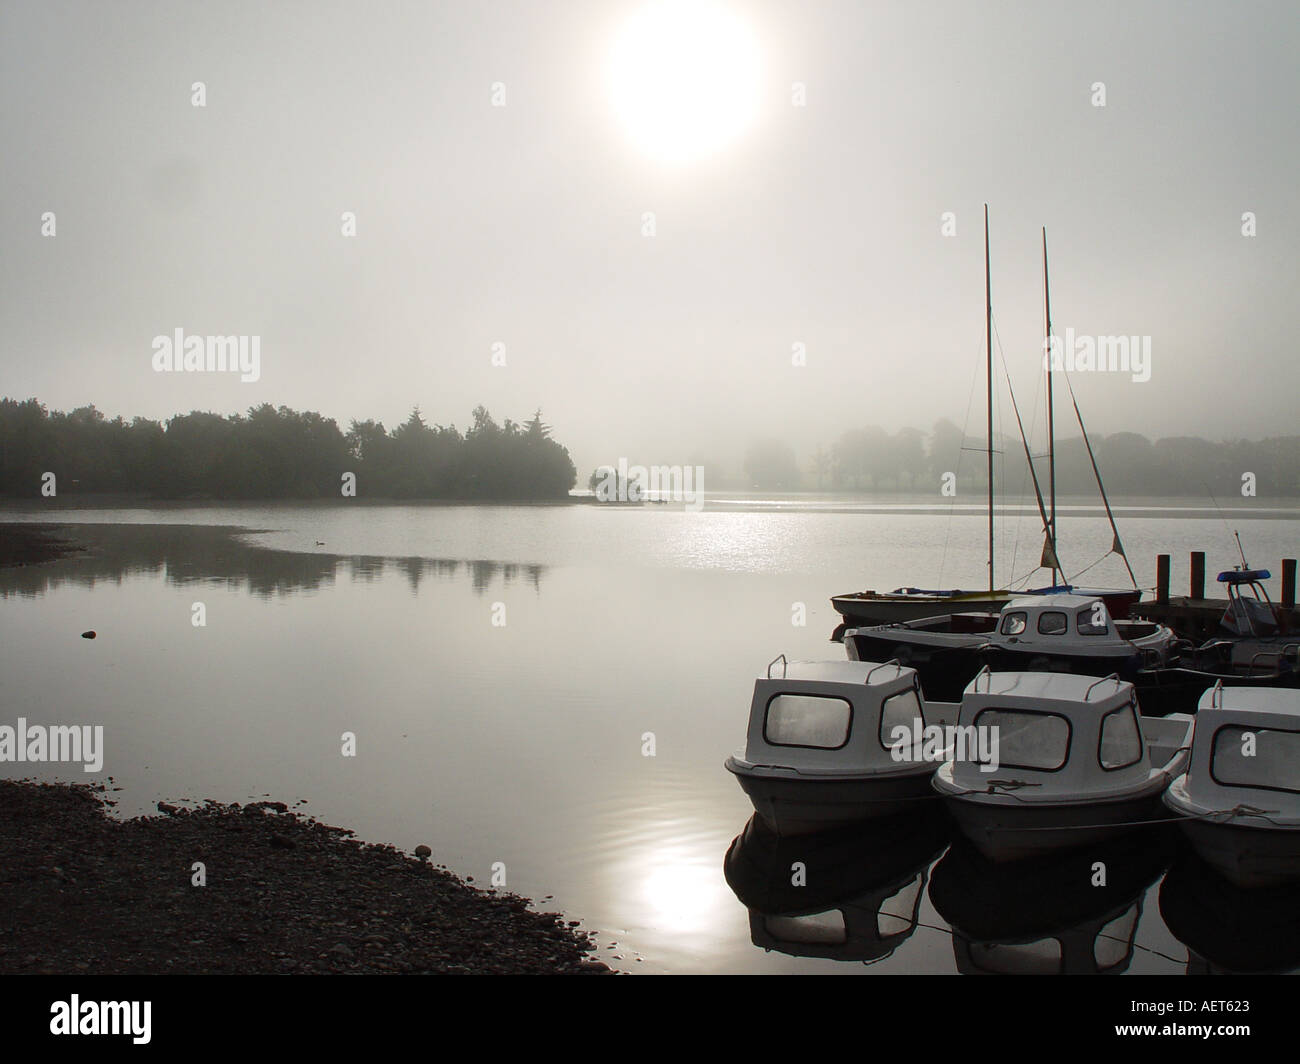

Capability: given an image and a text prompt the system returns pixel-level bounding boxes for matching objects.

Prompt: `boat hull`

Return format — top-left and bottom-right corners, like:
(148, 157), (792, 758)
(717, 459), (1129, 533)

(845, 630), (1144, 704)
(725, 758), (937, 835)
(1172, 818), (1300, 889)
(846, 630), (1265, 715)
(980, 646), (1144, 680)
(832, 588), (1141, 628)
(831, 593), (1011, 627)
(939, 788), (1169, 862)
(1135, 666), (1300, 717)
(843, 635), (982, 701)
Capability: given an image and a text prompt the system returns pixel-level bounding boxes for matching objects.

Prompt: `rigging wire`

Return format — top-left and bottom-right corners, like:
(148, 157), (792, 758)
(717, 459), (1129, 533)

(940, 339), (986, 590)
(991, 316), (1028, 584)
(991, 312), (1060, 582)
(1200, 477), (1241, 559)
(1058, 365), (1139, 588)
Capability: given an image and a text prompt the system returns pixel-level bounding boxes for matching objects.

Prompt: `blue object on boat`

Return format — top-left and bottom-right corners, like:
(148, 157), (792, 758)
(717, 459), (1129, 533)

(1217, 569), (1271, 583)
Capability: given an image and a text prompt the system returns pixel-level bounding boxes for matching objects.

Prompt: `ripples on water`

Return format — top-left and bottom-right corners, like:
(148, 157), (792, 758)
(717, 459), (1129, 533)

(1, 501), (1297, 973)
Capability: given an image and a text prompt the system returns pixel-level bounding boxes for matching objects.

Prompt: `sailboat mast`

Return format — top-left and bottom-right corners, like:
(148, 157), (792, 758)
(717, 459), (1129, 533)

(985, 205), (994, 594)
(1043, 227), (1058, 583)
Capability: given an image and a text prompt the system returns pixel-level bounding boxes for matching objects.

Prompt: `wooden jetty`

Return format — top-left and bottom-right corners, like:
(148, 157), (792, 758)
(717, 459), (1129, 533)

(1133, 553), (1298, 642)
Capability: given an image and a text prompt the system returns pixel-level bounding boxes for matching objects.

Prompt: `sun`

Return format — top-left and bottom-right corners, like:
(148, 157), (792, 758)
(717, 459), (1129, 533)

(607, 1), (761, 166)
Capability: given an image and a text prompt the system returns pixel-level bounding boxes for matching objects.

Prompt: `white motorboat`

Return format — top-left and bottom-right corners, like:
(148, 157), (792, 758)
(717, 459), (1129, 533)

(832, 586), (1141, 628)
(845, 593), (1177, 702)
(724, 656), (958, 835)
(1162, 682), (1300, 888)
(932, 669), (1193, 861)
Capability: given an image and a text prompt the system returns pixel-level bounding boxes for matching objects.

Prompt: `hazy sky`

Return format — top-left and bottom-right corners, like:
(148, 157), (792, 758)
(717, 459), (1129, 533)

(3, 0), (1296, 479)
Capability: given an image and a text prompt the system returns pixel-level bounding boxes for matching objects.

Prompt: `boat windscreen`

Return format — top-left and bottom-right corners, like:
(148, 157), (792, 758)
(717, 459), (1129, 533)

(1099, 704), (1143, 769)
(1210, 725), (1300, 795)
(879, 688), (923, 750)
(973, 708), (1070, 771)
(764, 694), (852, 750)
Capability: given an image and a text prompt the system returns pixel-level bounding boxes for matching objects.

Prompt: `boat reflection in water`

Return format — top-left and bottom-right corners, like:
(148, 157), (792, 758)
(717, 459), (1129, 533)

(928, 828), (1174, 974)
(1159, 853), (1300, 975)
(723, 808), (950, 963)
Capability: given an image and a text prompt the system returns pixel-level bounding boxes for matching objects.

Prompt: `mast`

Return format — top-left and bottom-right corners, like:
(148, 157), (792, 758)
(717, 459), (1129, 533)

(985, 205), (994, 594)
(1043, 227), (1059, 583)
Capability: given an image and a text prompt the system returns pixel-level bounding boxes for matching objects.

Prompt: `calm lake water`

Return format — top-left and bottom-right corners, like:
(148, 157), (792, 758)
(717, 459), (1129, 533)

(2, 494), (1297, 974)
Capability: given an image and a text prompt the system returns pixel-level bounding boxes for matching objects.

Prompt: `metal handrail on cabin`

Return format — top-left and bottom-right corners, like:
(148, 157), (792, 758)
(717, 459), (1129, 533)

(972, 664), (992, 692)
(1210, 679), (1224, 709)
(864, 658), (902, 684)
(766, 654), (788, 679)
(1243, 642), (1299, 674)
(1248, 649), (1282, 675)
(1084, 673), (1123, 701)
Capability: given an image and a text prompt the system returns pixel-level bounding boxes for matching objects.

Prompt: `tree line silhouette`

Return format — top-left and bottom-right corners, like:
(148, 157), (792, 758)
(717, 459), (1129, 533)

(744, 418), (1300, 497)
(0, 398), (578, 500)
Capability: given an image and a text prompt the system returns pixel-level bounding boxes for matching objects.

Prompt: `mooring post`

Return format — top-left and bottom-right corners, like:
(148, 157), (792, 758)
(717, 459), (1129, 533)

(1156, 554), (1170, 605)
(1283, 559), (1297, 610)
(1190, 551), (1205, 600)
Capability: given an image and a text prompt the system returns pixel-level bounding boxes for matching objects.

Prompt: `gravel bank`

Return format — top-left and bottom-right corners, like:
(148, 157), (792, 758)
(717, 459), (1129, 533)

(0, 780), (612, 975)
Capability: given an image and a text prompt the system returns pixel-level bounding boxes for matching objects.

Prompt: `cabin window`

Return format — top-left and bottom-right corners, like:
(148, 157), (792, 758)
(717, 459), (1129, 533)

(1000, 612), (1028, 636)
(1037, 611), (1068, 635)
(1209, 725), (1300, 794)
(879, 687), (924, 751)
(764, 694), (852, 750)
(1077, 609), (1108, 635)
(1098, 704), (1143, 769)
(973, 708), (1071, 771)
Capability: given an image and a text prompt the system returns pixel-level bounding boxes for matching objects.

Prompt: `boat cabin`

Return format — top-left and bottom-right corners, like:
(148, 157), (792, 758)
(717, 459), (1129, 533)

(989, 594), (1158, 652)
(941, 670), (1190, 796)
(1175, 683), (1300, 821)
(739, 657), (947, 773)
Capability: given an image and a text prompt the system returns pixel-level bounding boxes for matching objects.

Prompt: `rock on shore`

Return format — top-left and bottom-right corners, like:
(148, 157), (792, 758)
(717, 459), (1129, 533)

(0, 780), (612, 975)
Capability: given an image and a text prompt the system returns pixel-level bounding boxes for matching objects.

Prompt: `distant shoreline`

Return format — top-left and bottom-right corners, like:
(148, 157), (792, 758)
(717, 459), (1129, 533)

(5, 490), (1299, 504)
(0, 523), (85, 567)
(0, 493), (588, 507)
